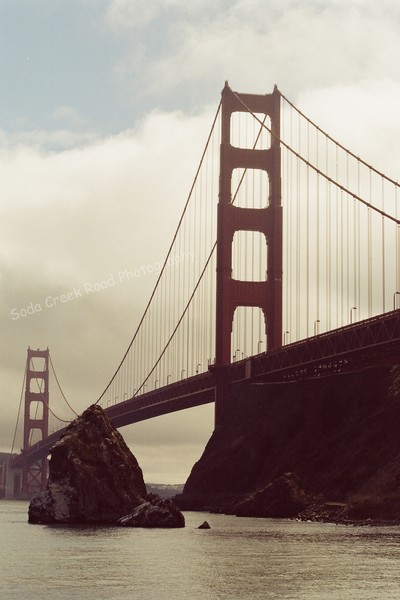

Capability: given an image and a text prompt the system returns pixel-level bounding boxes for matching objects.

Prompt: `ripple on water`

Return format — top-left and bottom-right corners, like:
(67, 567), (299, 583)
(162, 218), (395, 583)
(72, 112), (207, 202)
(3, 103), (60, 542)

(1, 503), (400, 599)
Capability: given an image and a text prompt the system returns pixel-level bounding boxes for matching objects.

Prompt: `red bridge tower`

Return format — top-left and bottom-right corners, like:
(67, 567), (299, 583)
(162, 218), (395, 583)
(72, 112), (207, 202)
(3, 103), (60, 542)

(22, 347), (50, 497)
(215, 83), (282, 425)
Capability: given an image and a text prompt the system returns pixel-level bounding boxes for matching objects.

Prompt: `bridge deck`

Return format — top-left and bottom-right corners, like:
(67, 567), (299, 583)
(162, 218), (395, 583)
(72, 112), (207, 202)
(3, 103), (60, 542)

(12, 309), (400, 468)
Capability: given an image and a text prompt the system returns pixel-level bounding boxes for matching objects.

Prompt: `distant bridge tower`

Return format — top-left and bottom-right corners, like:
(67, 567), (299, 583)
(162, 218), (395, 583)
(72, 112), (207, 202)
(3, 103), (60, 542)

(215, 83), (282, 425)
(22, 347), (50, 497)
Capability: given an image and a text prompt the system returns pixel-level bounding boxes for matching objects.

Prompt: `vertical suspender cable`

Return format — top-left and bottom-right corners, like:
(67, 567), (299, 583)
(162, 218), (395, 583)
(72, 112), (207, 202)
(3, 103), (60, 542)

(368, 168), (372, 317)
(382, 179), (386, 312)
(316, 131), (320, 328)
(296, 114), (301, 340)
(397, 186), (400, 297)
(306, 119), (310, 336)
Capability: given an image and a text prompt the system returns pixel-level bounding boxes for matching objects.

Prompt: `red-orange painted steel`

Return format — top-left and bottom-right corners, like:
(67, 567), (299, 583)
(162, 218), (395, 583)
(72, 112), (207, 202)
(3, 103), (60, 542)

(22, 347), (49, 496)
(215, 83), (282, 424)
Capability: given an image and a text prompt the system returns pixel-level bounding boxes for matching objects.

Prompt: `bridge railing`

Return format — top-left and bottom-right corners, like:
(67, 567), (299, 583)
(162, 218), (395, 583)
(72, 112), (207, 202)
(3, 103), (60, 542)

(225, 309), (400, 384)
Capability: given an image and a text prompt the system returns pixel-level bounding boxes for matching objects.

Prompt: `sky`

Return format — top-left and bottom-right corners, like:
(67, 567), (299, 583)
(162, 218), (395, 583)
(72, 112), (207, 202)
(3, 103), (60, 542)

(1, 0), (400, 484)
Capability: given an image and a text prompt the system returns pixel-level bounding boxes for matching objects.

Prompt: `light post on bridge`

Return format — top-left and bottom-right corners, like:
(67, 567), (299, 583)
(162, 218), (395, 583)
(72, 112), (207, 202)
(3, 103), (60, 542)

(284, 331), (290, 345)
(314, 320), (320, 336)
(167, 374), (171, 385)
(393, 291), (400, 310)
(258, 340), (263, 354)
(350, 306), (357, 324)
(196, 364), (201, 374)
(181, 369), (186, 380)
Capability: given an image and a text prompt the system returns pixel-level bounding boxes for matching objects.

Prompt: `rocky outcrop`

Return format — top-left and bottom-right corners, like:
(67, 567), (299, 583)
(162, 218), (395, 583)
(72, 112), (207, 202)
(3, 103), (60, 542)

(231, 472), (308, 518)
(118, 494), (184, 528)
(180, 365), (400, 522)
(29, 404), (147, 524)
(28, 404), (184, 527)
(298, 502), (350, 523)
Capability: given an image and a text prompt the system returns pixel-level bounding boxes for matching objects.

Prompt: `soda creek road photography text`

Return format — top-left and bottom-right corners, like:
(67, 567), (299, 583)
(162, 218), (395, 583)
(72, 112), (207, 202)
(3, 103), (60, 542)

(10, 251), (194, 321)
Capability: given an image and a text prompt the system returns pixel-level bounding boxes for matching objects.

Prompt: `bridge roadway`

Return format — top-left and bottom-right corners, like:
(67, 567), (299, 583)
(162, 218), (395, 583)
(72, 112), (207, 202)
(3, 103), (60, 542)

(12, 309), (400, 468)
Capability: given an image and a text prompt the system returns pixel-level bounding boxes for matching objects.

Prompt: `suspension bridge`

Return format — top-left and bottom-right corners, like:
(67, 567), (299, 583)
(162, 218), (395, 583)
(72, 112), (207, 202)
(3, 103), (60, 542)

(8, 82), (400, 498)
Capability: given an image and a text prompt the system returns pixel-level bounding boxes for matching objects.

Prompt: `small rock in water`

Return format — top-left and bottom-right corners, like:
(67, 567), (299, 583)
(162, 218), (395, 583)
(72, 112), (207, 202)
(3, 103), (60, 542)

(198, 521), (211, 529)
(118, 493), (185, 528)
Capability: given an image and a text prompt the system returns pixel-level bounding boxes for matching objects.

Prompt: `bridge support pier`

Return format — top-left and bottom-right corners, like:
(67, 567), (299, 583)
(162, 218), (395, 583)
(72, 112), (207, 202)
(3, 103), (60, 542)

(22, 348), (50, 498)
(215, 83), (282, 426)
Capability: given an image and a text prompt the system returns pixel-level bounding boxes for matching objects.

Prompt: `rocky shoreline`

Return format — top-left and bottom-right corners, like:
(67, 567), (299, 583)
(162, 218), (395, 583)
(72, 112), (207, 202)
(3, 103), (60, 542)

(297, 503), (400, 527)
(177, 473), (400, 527)
(178, 364), (400, 527)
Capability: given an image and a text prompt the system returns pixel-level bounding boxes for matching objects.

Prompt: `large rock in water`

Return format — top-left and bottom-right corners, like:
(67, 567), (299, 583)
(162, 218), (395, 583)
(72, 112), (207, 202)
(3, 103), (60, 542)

(28, 404), (184, 527)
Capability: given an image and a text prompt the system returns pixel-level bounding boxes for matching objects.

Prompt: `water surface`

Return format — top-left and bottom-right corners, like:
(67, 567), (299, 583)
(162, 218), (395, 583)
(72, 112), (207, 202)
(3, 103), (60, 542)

(1, 501), (400, 599)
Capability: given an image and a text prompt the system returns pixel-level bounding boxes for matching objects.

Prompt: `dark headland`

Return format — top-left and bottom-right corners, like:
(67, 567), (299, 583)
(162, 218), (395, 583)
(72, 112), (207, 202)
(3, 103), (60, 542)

(177, 364), (400, 524)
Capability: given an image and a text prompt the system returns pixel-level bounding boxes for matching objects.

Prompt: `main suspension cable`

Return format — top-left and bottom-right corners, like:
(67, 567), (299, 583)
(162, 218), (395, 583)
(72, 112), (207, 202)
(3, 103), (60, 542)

(49, 353), (79, 417)
(232, 91), (400, 225)
(280, 91), (400, 189)
(9, 361), (27, 456)
(95, 100), (222, 404)
(134, 108), (269, 392)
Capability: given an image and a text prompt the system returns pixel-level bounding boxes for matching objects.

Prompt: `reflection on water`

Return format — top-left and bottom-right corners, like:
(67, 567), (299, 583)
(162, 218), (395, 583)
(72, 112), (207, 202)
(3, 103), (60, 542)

(1, 501), (400, 599)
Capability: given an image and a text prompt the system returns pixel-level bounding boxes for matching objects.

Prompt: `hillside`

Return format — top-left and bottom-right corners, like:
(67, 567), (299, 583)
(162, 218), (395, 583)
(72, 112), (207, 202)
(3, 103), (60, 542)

(146, 483), (184, 498)
(178, 364), (400, 520)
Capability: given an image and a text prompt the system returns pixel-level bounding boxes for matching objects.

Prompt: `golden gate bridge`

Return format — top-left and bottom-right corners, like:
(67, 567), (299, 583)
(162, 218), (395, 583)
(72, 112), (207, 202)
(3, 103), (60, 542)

(9, 83), (400, 497)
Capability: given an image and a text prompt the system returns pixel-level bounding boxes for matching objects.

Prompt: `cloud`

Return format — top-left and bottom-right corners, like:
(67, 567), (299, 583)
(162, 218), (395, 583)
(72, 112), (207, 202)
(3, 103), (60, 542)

(106, 0), (400, 111)
(105, 0), (224, 30)
(0, 109), (211, 274)
(295, 79), (400, 179)
(106, 0), (164, 30)
(52, 105), (88, 129)
(0, 128), (99, 152)
(0, 107), (215, 465)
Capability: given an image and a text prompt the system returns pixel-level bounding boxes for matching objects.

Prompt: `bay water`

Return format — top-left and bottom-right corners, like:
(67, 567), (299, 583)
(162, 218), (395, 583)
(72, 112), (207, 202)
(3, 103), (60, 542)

(1, 500), (400, 599)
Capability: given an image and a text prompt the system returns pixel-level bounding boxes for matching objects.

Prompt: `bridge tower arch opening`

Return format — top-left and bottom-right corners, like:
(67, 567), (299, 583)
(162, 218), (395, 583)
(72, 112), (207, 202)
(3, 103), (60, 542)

(22, 347), (50, 497)
(215, 83), (282, 425)
(231, 306), (267, 361)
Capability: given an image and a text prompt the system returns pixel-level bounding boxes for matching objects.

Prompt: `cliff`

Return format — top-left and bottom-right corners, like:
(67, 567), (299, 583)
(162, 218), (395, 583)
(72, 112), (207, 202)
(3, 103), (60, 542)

(179, 364), (400, 520)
